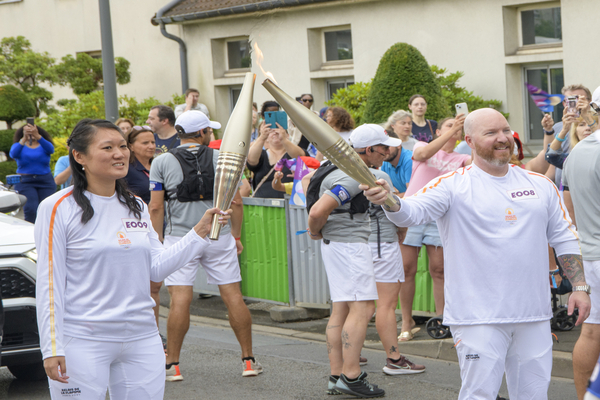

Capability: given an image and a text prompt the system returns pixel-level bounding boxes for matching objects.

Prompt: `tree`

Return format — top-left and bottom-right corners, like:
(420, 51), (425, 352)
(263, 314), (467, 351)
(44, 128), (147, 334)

(326, 82), (371, 126)
(363, 43), (447, 124)
(54, 53), (131, 95)
(0, 85), (36, 128)
(0, 36), (58, 116)
(430, 65), (508, 118)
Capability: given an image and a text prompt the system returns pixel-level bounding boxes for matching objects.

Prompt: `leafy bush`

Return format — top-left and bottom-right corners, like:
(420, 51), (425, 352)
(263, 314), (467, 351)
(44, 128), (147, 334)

(326, 82), (371, 126)
(431, 65), (508, 119)
(363, 43), (447, 124)
(41, 91), (106, 138)
(0, 85), (36, 128)
(55, 53), (131, 95)
(0, 160), (17, 184)
(50, 136), (69, 173)
(0, 129), (15, 154)
(119, 95), (161, 125)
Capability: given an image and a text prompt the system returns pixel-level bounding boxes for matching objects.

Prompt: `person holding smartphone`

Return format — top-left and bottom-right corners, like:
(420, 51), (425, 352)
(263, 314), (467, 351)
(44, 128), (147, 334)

(9, 121), (55, 223)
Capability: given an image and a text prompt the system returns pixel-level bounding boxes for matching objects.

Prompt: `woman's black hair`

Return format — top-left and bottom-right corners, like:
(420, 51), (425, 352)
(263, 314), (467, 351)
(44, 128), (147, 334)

(67, 118), (142, 224)
(13, 125), (54, 144)
(260, 100), (280, 117)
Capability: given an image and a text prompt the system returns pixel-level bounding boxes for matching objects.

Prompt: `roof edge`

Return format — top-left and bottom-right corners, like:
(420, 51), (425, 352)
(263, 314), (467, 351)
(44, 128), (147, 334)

(153, 0), (336, 25)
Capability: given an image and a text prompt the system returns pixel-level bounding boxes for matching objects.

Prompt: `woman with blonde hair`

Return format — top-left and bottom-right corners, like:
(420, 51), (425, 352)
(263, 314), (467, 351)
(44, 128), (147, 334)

(116, 117), (135, 136)
(384, 110), (417, 151)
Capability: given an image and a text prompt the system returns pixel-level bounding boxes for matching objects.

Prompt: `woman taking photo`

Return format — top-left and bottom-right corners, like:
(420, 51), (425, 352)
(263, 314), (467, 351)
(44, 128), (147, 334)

(35, 119), (230, 399)
(398, 114), (470, 341)
(124, 126), (156, 204)
(247, 115), (305, 198)
(9, 123), (55, 223)
(384, 110), (418, 151)
(408, 95), (437, 143)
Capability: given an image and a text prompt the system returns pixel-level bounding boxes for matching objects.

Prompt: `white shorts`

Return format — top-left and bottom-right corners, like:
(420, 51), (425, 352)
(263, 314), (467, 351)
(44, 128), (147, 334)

(163, 234), (241, 286)
(450, 321), (552, 400)
(369, 242), (404, 283)
(584, 260), (600, 324)
(321, 241), (378, 302)
(48, 334), (164, 400)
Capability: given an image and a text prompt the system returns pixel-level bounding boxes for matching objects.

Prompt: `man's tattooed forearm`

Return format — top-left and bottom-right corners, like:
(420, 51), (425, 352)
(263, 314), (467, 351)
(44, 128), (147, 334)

(557, 254), (586, 285)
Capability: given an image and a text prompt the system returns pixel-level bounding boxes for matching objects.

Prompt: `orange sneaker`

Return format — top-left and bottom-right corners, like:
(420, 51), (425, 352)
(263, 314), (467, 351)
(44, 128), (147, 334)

(242, 359), (263, 377)
(166, 364), (183, 382)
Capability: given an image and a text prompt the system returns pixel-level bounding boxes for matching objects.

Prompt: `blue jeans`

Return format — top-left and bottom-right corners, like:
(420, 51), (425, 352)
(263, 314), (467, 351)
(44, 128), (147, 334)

(15, 173), (56, 223)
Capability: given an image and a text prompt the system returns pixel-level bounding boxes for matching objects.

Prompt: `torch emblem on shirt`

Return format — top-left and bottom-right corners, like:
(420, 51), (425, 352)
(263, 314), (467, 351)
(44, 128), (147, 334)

(505, 208), (517, 225)
(116, 231), (131, 248)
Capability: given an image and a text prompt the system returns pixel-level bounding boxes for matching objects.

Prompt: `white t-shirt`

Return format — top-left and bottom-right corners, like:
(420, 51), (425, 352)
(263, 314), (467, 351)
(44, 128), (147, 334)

(34, 188), (210, 360)
(384, 163), (580, 325)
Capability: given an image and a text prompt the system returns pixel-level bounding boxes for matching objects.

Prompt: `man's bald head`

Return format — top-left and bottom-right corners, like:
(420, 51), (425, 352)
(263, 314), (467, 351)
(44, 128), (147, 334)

(464, 108), (507, 138)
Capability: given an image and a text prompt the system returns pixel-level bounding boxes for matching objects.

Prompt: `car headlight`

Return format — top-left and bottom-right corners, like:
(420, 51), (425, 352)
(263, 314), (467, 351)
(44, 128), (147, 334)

(24, 248), (37, 262)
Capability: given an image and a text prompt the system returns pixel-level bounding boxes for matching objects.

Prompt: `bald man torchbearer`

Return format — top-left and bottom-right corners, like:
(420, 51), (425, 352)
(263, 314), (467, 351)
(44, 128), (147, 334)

(362, 108), (591, 400)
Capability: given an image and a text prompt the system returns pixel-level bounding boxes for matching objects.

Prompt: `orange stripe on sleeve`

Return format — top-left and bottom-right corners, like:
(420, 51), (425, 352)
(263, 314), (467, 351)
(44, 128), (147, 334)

(47, 191), (73, 356)
(416, 166), (470, 196)
(527, 172), (579, 240)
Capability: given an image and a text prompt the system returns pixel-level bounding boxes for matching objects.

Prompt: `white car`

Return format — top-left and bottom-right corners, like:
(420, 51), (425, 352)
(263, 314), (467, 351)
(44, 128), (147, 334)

(0, 188), (46, 380)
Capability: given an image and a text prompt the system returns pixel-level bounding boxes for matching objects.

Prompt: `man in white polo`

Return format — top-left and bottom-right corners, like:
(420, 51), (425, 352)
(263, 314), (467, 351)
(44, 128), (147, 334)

(361, 108), (591, 400)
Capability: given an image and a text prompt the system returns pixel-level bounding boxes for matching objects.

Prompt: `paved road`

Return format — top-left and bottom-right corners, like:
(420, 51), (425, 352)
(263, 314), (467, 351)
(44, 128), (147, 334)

(0, 317), (578, 399)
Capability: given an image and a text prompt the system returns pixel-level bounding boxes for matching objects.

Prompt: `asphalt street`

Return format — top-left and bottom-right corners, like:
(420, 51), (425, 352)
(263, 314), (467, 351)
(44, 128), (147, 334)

(0, 315), (578, 399)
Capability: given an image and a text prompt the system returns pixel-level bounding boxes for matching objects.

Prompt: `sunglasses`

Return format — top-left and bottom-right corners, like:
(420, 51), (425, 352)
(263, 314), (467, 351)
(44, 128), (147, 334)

(132, 125), (152, 131)
(301, 98), (313, 103)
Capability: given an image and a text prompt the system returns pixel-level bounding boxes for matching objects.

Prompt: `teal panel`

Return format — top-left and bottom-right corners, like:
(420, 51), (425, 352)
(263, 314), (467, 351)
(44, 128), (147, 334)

(239, 204), (289, 303)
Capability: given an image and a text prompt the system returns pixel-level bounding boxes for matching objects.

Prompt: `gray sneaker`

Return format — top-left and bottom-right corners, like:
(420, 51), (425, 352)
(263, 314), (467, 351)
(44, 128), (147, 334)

(334, 372), (385, 398)
(326, 375), (342, 395)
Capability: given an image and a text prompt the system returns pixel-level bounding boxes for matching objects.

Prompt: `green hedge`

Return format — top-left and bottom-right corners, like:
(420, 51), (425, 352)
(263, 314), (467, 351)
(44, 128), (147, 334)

(363, 43), (447, 124)
(0, 129), (15, 155)
(0, 160), (17, 184)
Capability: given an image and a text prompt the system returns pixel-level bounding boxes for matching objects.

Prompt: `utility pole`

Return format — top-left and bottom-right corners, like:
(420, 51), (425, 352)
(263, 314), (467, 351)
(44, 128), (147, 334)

(99, 0), (119, 122)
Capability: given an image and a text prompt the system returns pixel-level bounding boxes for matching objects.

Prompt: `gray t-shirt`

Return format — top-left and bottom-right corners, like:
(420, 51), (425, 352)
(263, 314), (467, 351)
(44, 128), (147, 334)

(562, 132), (600, 261)
(369, 205), (399, 243)
(149, 143), (230, 237)
(320, 168), (389, 243)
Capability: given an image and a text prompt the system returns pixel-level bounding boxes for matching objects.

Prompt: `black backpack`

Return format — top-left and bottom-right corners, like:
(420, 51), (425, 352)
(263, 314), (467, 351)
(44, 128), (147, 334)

(306, 161), (369, 218)
(166, 145), (214, 202)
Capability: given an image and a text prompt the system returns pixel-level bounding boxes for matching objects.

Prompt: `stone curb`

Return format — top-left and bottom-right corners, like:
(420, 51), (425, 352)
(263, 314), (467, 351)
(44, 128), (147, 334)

(158, 306), (574, 379)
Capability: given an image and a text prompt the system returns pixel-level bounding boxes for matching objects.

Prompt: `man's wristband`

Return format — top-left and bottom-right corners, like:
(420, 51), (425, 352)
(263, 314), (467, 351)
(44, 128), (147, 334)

(544, 129), (555, 135)
(554, 133), (566, 142)
(589, 120), (597, 128)
(235, 237), (241, 241)
(549, 268), (560, 275)
(308, 230), (320, 237)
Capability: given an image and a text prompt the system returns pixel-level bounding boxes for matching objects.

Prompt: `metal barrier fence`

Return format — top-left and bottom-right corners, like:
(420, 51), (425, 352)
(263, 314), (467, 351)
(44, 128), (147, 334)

(194, 197), (435, 312)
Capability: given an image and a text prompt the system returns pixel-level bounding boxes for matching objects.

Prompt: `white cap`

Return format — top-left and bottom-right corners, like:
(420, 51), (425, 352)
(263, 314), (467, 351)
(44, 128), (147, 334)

(349, 124), (403, 148)
(175, 110), (221, 137)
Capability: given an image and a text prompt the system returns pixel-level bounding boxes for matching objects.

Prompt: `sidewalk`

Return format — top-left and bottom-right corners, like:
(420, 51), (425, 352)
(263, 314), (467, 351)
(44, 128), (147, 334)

(159, 287), (579, 379)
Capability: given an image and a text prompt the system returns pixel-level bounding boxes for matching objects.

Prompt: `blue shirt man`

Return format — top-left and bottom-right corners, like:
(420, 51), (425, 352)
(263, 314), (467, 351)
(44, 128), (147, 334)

(381, 146), (413, 194)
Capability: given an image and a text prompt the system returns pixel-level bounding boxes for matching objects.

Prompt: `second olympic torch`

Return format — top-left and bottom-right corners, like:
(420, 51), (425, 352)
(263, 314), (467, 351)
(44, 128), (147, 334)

(262, 79), (398, 209)
(209, 72), (256, 240)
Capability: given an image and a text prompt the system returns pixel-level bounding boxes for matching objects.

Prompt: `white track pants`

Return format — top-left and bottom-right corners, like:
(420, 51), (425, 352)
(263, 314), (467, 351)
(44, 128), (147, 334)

(48, 334), (165, 400)
(450, 321), (552, 400)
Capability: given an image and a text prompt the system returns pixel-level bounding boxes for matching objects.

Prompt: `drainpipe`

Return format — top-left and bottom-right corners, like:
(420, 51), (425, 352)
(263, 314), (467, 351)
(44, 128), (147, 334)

(155, 0), (188, 93)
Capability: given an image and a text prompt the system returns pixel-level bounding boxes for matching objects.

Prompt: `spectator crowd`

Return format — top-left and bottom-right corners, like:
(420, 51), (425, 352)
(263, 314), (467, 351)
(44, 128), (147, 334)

(4, 82), (599, 400)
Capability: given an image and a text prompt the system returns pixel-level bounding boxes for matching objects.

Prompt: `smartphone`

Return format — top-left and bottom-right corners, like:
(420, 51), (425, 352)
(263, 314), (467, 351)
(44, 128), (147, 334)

(566, 96), (579, 116)
(264, 111), (288, 130)
(455, 103), (469, 117)
(591, 102), (600, 115)
(26, 117), (34, 126)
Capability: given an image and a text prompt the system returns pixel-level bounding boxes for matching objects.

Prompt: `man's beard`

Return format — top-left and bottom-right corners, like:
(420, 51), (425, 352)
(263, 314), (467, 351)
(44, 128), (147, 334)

(474, 141), (514, 167)
(385, 147), (398, 162)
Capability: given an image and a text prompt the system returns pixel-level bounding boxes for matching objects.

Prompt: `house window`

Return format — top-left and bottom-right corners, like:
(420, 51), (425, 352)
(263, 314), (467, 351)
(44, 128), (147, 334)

(227, 39), (251, 70)
(524, 65), (563, 141)
(521, 7), (561, 46)
(327, 77), (354, 100)
(324, 30), (353, 62)
(230, 86), (242, 113)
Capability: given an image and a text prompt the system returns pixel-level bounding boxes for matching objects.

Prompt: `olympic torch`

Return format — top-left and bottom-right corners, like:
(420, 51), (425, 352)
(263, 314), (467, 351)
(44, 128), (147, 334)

(262, 79), (397, 208)
(209, 72), (256, 240)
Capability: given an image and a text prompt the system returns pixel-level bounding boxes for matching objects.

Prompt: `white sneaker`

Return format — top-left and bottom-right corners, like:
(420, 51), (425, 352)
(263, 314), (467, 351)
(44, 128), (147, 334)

(166, 364), (183, 382)
(242, 359), (263, 377)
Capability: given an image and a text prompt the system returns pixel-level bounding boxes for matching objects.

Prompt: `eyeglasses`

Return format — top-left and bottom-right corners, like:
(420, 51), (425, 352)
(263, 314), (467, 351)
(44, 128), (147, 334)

(301, 99), (313, 103)
(132, 125), (152, 131)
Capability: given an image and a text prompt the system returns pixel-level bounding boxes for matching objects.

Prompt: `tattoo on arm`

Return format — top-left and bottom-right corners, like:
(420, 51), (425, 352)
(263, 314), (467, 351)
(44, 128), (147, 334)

(557, 254), (586, 285)
(326, 331), (333, 354)
(341, 329), (351, 349)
